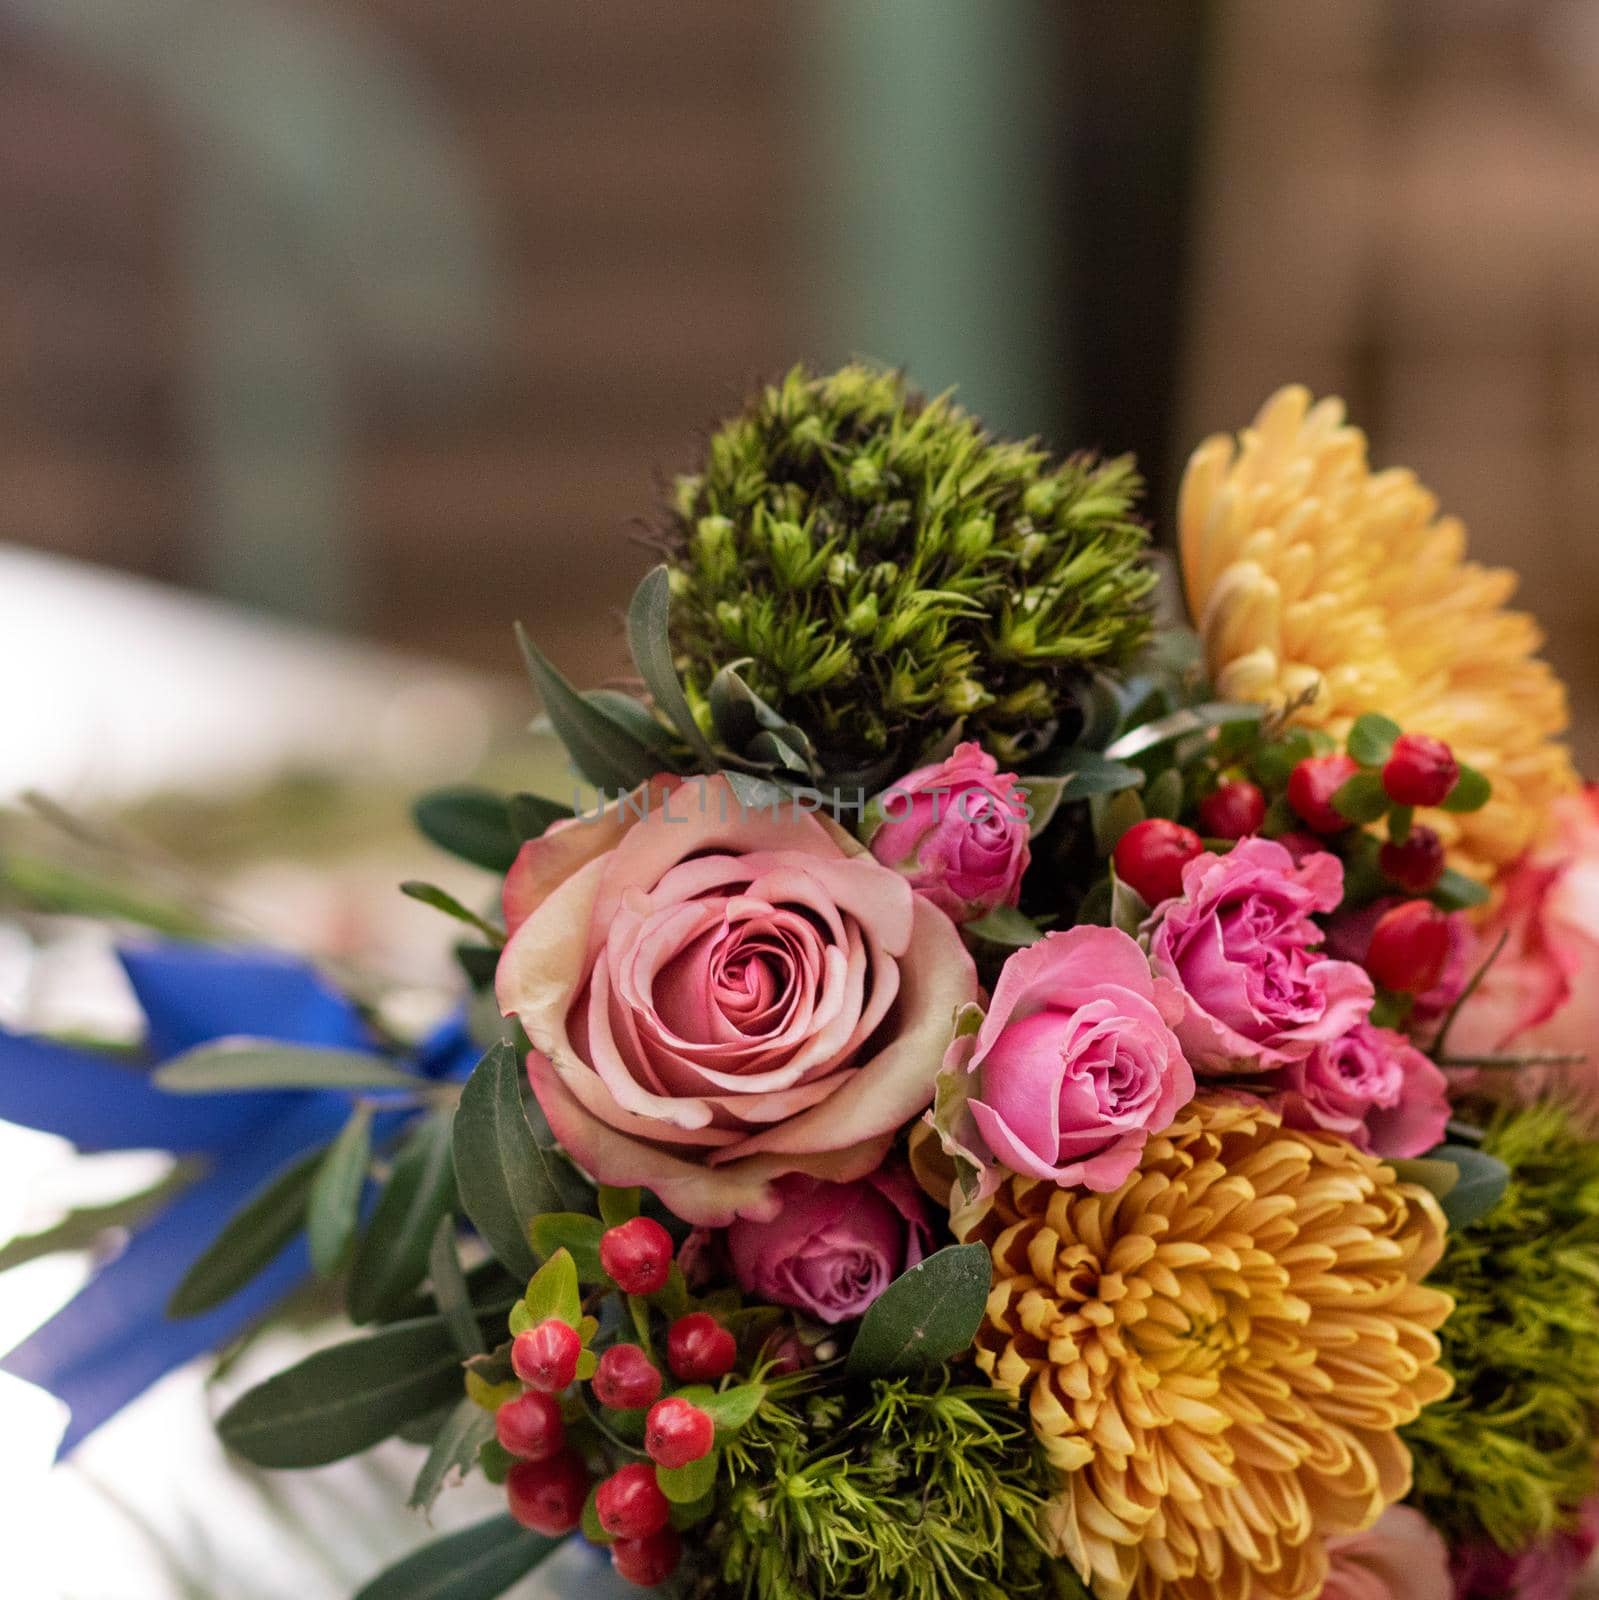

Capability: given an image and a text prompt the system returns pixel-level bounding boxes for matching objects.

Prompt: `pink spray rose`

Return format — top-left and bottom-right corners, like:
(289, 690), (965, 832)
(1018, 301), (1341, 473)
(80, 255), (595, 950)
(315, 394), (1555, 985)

(726, 1165), (931, 1324)
(866, 741), (1030, 924)
(1145, 838), (1374, 1073)
(1449, 785), (1599, 1116)
(936, 925), (1194, 1192)
(1276, 1021), (1449, 1158)
(496, 774), (977, 1227)
(1321, 1506), (1452, 1600)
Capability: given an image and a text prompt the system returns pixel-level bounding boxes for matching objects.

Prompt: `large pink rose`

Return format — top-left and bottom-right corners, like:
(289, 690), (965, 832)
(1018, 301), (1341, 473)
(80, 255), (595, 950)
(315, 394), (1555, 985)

(1321, 1506), (1452, 1600)
(1450, 786), (1599, 1116)
(937, 926), (1194, 1192)
(867, 741), (1030, 923)
(1145, 839), (1374, 1073)
(1276, 1021), (1449, 1158)
(496, 774), (977, 1226)
(726, 1164), (931, 1324)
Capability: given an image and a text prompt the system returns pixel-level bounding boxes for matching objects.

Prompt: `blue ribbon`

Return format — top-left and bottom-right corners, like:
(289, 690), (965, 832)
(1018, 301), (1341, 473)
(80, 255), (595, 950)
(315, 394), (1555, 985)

(0, 941), (478, 1454)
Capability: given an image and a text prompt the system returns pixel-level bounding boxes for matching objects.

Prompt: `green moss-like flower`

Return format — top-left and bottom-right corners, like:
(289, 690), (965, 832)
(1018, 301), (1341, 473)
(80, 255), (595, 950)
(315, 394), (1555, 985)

(691, 1370), (1081, 1600)
(664, 364), (1156, 779)
(1404, 1101), (1599, 1552)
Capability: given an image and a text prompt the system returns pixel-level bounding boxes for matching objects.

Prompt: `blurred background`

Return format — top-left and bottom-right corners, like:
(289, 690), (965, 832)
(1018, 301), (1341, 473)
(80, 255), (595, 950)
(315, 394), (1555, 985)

(4, 0), (1599, 1594)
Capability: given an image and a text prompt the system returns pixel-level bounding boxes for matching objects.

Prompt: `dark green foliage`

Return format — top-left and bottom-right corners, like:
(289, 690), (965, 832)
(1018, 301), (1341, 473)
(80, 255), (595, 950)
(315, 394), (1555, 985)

(688, 1370), (1083, 1600)
(1405, 1101), (1599, 1552)
(664, 364), (1156, 779)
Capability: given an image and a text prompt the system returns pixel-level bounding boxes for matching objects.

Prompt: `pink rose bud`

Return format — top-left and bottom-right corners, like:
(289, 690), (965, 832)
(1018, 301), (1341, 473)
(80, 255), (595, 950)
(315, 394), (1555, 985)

(727, 1166), (931, 1325)
(867, 741), (1031, 924)
(1275, 1022), (1449, 1159)
(940, 926), (1195, 1192)
(1323, 1506), (1452, 1600)
(1145, 839), (1374, 1073)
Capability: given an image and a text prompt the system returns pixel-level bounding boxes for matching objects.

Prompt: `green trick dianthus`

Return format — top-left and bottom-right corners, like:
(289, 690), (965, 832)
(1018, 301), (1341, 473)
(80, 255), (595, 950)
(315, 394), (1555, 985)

(664, 364), (1155, 781)
(1404, 1100), (1599, 1552)
(689, 1370), (1082, 1600)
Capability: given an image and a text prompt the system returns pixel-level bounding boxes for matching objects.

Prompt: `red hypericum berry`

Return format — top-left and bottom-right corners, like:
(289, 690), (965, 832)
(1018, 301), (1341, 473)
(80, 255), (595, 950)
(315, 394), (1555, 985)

(1198, 780), (1267, 840)
(1274, 830), (1326, 863)
(1287, 753), (1360, 834)
(645, 1396), (715, 1469)
(611, 1526), (682, 1587)
(506, 1449), (589, 1536)
(1382, 733), (1459, 808)
(599, 1216), (675, 1296)
(666, 1312), (737, 1382)
(511, 1318), (582, 1393)
(593, 1342), (664, 1411)
(1365, 900), (1452, 993)
(595, 1462), (672, 1540)
(1379, 825), (1447, 893)
(1112, 818), (1204, 907)
(495, 1389), (565, 1461)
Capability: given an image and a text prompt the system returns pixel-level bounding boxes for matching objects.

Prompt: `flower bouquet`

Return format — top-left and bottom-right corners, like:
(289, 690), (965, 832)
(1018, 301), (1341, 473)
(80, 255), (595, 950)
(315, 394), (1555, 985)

(8, 366), (1599, 1600)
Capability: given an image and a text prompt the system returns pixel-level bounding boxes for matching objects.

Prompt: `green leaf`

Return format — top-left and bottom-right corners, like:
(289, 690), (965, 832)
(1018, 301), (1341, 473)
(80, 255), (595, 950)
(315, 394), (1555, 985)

(155, 1039), (421, 1095)
(307, 1104), (372, 1276)
(1440, 763), (1491, 813)
(219, 1315), (469, 1467)
(598, 1186), (640, 1228)
(679, 1382), (766, 1433)
(530, 1212), (607, 1281)
(1387, 805), (1415, 845)
(452, 1043), (570, 1279)
(1101, 701), (1262, 762)
(1143, 767), (1184, 822)
(1332, 771), (1390, 824)
(845, 1243), (992, 1377)
(656, 1449), (718, 1504)
(168, 1144), (326, 1317)
(628, 565), (719, 769)
(1435, 1145), (1511, 1230)
(349, 1113), (459, 1323)
(515, 622), (663, 789)
(413, 785), (521, 874)
(1389, 1155), (1461, 1200)
(507, 792), (573, 843)
(963, 905), (1043, 948)
(400, 881), (504, 946)
(1346, 712), (1401, 767)
(1031, 745), (1143, 794)
(428, 1214), (484, 1358)
(351, 1513), (558, 1600)
(1092, 787), (1146, 857)
(1434, 868), (1491, 911)
(1014, 774), (1068, 837)
(1110, 871), (1150, 936)
(523, 1248), (582, 1328)
(582, 1485), (614, 1545)
(478, 1438), (516, 1486)
(408, 1398), (496, 1513)
(0, 1163), (193, 1275)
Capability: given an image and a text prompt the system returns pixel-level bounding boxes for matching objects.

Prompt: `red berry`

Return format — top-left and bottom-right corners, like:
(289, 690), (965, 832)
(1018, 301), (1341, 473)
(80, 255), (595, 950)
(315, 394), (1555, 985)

(1274, 830), (1326, 863)
(644, 1396), (714, 1469)
(595, 1462), (671, 1540)
(1112, 818), (1204, 907)
(506, 1450), (589, 1535)
(511, 1318), (582, 1393)
(666, 1312), (737, 1382)
(1287, 754), (1360, 834)
(593, 1343), (664, 1411)
(495, 1389), (565, 1461)
(1379, 826), (1446, 893)
(1365, 900), (1452, 993)
(600, 1217), (675, 1296)
(1382, 733), (1459, 808)
(611, 1526), (682, 1587)
(1198, 780), (1267, 840)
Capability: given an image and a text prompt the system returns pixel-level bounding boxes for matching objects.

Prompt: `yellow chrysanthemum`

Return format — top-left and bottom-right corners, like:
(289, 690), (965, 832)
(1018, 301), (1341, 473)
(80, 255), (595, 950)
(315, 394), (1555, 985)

(1179, 386), (1576, 882)
(953, 1095), (1453, 1600)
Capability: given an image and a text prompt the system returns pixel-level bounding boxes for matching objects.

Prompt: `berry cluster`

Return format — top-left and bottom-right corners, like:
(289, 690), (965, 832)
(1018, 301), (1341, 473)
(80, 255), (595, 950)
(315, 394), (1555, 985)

(488, 1212), (750, 1588)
